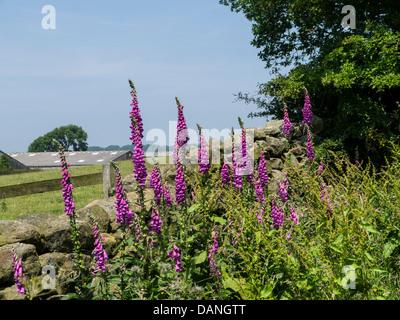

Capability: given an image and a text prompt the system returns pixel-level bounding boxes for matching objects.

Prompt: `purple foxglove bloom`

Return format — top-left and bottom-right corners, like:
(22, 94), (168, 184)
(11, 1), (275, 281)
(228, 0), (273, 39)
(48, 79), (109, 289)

(256, 208), (265, 224)
(91, 219), (108, 273)
(231, 129), (243, 189)
(306, 129), (315, 161)
(271, 199), (285, 229)
(289, 206), (299, 225)
(278, 172), (289, 203)
(168, 245), (182, 274)
(175, 161), (186, 205)
(283, 104), (292, 136)
(59, 150), (75, 217)
(131, 126), (147, 189)
(221, 160), (231, 186)
(197, 127), (210, 174)
(176, 97), (190, 148)
(255, 176), (265, 203)
(114, 166), (134, 227)
(238, 126), (253, 183)
(258, 150), (269, 186)
(148, 206), (163, 236)
(163, 183), (173, 207)
(12, 249), (25, 294)
(208, 233), (221, 277)
(129, 81), (144, 142)
(150, 165), (163, 205)
(302, 90), (313, 125)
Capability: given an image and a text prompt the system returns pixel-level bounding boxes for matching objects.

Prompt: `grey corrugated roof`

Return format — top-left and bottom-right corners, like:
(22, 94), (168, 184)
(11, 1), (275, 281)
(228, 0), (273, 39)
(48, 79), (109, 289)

(8, 150), (133, 168)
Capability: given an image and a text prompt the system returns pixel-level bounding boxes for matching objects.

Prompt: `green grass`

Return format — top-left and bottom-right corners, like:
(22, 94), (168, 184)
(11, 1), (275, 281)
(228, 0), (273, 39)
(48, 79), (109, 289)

(0, 157), (171, 220)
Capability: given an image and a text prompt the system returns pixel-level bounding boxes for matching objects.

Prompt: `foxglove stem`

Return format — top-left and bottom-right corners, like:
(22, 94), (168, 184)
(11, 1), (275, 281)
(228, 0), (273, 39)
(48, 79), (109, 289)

(271, 198), (285, 230)
(148, 206), (162, 236)
(302, 89), (313, 125)
(283, 104), (292, 136)
(221, 160), (231, 186)
(129, 80), (144, 141)
(208, 232), (221, 277)
(12, 248), (25, 295)
(150, 165), (163, 205)
(197, 124), (210, 174)
(111, 161), (134, 227)
(168, 245), (182, 275)
(54, 139), (84, 293)
(89, 215), (108, 274)
(176, 97), (190, 148)
(163, 183), (173, 207)
(306, 129), (315, 161)
(258, 150), (269, 186)
(175, 160), (186, 206)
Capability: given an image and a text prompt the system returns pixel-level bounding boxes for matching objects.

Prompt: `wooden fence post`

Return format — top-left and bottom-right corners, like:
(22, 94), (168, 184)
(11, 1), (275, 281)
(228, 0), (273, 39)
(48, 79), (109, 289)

(103, 163), (115, 200)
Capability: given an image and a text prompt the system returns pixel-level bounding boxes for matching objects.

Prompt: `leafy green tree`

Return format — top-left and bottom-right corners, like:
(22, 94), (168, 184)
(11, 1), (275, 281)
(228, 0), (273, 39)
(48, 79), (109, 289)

(28, 125), (88, 152)
(220, 0), (400, 165)
(0, 154), (11, 169)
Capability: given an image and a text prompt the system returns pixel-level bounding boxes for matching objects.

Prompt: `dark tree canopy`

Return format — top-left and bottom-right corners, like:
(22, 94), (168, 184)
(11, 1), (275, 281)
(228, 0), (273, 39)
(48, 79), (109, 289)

(220, 0), (400, 166)
(28, 125), (88, 152)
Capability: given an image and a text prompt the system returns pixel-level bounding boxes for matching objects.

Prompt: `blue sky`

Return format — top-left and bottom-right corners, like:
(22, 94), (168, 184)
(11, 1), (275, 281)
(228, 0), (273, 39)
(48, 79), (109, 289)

(0, 0), (273, 153)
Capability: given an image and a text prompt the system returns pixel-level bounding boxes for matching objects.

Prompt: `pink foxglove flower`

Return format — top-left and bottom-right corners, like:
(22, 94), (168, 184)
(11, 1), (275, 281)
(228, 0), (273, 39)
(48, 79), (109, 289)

(208, 232), (221, 277)
(176, 97), (189, 148)
(258, 150), (269, 186)
(306, 129), (315, 161)
(163, 183), (173, 207)
(271, 199), (285, 229)
(197, 124), (210, 174)
(12, 249), (25, 294)
(112, 161), (134, 227)
(168, 245), (182, 274)
(90, 217), (108, 274)
(128, 80), (144, 141)
(148, 206), (162, 236)
(221, 160), (231, 186)
(175, 161), (186, 205)
(150, 165), (163, 205)
(302, 90), (313, 125)
(283, 104), (292, 136)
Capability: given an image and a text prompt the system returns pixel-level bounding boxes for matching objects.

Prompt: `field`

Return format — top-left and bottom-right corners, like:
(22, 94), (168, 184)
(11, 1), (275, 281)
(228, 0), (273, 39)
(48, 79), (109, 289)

(0, 157), (169, 220)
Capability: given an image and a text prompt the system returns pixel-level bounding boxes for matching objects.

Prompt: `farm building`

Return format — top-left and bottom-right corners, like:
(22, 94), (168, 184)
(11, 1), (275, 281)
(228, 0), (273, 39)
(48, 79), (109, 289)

(7, 150), (133, 170)
(0, 150), (28, 170)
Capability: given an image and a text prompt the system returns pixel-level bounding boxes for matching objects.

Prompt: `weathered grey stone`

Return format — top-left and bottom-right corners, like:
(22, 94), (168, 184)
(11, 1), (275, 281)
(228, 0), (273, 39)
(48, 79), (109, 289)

(266, 119), (284, 131)
(0, 285), (25, 300)
(19, 213), (92, 254)
(0, 243), (41, 287)
(0, 220), (42, 249)
(283, 152), (300, 170)
(76, 200), (111, 233)
(264, 136), (289, 157)
(122, 173), (151, 192)
(268, 158), (283, 170)
(268, 170), (286, 196)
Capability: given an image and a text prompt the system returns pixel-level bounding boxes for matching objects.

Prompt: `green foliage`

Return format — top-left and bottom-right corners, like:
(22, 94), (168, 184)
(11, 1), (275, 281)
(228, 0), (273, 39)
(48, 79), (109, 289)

(28, 124), (88, 152)
(220, 1), (400, 167)
(0, 154), (11, 170)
